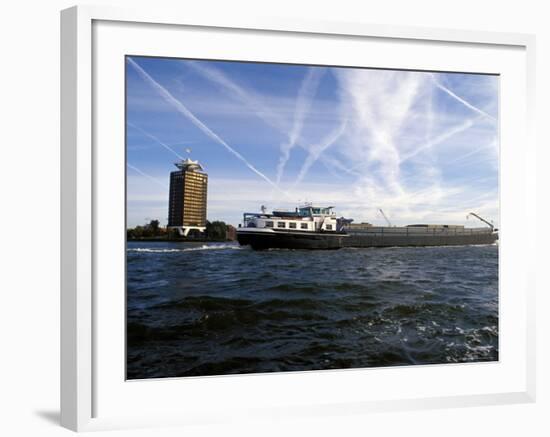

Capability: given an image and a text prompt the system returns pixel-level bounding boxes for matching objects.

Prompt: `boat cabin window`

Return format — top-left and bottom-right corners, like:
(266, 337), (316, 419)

(289, 222), (297, 229)
(277, 222), (286, 228)
(265, 221), (274, 228)
(300, 223), (308, 230)
(298, 206), (332, 216)
(325, 224), (333, 230)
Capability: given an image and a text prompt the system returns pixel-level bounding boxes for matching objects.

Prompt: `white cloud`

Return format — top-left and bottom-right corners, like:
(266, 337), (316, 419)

(127, 169), (499, 228)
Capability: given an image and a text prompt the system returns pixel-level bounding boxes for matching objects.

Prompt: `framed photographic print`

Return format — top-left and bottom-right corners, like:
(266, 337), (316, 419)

(61, 5), (536, 432)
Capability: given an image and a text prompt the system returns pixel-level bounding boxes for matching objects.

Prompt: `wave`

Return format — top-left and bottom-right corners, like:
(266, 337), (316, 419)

(127, 244), (243, 253)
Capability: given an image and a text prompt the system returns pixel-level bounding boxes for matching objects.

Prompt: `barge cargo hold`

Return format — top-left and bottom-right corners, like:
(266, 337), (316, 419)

(342, 225), (498, 248)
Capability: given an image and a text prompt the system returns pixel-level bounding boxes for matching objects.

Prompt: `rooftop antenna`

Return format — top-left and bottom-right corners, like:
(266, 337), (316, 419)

(378, 209), (392, 227)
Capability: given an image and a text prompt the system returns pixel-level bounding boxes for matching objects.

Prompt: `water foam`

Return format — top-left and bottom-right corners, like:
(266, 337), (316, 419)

(128, 244), (243, 253)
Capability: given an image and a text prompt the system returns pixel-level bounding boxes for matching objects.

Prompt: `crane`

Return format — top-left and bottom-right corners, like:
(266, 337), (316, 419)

(467, 212), (496, 230)
(378, 209), (392, 227)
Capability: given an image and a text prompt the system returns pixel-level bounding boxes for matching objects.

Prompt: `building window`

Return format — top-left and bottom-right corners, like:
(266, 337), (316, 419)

(265, 221), (274, 228)
(277, 222), (286, 228)
(289, 222), (297, 229)
(300, 223), (308, 230)
(325, 224), (333, 230)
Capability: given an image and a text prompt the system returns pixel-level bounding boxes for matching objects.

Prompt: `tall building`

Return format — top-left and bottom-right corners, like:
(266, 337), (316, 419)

(168, 159), (208, 236)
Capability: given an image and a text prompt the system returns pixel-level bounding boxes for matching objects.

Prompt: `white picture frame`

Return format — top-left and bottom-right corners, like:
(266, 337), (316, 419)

(60, 5), (536, 432)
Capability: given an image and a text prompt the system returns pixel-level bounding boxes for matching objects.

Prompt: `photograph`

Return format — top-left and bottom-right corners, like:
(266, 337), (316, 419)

(125, 55), (499, 380)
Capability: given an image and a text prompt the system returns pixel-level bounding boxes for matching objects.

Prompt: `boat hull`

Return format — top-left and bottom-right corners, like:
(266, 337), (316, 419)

(237, 227), (498, 250)
(237, 229), (347, 250)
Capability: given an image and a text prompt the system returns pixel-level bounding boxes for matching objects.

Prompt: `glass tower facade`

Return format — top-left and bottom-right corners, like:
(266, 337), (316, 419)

(168, 160), (208, 228)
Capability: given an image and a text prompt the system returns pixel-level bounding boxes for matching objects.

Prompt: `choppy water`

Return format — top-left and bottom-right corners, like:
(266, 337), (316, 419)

(127, 241), (498, 379)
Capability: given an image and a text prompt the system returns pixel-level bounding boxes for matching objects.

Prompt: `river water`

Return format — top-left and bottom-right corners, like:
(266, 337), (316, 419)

(126, 241), (498, 379)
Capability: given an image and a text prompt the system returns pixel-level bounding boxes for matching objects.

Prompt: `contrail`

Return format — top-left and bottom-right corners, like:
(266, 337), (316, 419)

(127, 122), (184, 159)
(127, 57), (288, 197)
(400, 114), (485, 163)
(186, 61), (274, 123)
(430, 74), (496, 122)
(294, 119), (347, 186)
(127, 163), (168, 189)
(277, 67), (325, 184)
(451, 137), (498, 165)
(337, 69), (424, 199)
(183, 61), (357, 180)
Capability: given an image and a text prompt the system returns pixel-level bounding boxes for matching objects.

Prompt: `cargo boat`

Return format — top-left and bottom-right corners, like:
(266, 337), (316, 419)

(237, 206), (498, 250)
(237, 205), (348, 250)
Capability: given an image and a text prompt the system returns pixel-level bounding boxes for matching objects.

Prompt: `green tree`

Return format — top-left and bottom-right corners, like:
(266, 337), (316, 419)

(127, 219), (166, 239)
(148, 219), (160, 233)
(206, 220), (228, 240)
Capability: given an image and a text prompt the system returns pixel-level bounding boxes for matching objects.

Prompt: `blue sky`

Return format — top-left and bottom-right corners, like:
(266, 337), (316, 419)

(126, 56), (499, 228)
